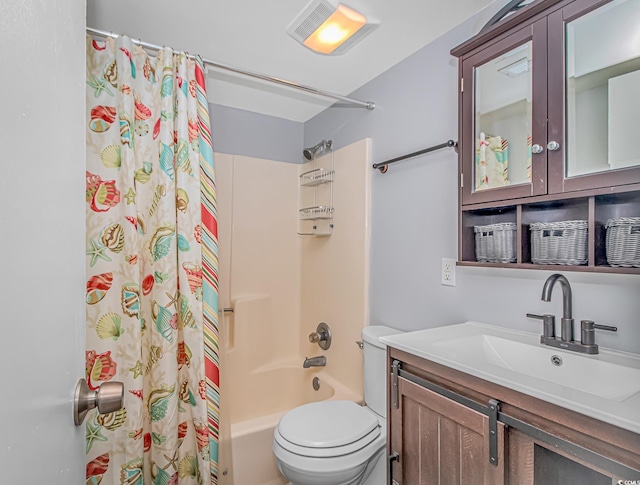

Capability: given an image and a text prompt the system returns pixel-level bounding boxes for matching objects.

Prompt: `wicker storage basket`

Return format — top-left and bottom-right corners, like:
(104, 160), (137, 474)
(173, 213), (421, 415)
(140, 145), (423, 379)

(530, 220), (587, 265)
(474, 222), (517, 263)
(605, 217), (640, 268)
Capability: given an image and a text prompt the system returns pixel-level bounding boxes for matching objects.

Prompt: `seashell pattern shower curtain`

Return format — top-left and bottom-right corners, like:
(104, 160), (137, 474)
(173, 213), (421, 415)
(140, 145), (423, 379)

(86, 35), (219, 484)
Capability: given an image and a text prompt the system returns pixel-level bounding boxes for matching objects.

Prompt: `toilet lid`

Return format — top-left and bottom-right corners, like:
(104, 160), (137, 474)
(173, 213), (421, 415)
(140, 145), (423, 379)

(276, 400), (379, 449)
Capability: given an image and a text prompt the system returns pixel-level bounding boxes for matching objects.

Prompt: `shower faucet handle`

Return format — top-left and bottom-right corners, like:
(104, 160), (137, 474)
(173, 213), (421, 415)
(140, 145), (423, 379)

(308, 322), (332, 350)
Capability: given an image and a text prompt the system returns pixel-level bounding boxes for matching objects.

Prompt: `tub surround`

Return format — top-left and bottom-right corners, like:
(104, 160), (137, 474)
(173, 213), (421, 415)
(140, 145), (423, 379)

(300, 138), (372, 398)
(216, 139), (372, 484)
(216, 154), (302, 485)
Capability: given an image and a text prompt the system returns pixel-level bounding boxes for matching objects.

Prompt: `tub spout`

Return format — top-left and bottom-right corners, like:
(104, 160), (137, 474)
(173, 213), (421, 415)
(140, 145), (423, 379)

(303, 356), (326, 368)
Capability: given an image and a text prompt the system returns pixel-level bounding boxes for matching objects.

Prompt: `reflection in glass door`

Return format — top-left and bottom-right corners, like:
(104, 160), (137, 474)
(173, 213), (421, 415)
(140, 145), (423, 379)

(566, 0), (640, 177)
(474, 41), (533, 193)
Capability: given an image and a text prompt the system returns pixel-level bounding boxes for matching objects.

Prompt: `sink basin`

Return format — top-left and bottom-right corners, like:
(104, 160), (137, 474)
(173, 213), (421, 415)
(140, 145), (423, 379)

(380, 321), (640, 434)
(432, 334), (640, 402)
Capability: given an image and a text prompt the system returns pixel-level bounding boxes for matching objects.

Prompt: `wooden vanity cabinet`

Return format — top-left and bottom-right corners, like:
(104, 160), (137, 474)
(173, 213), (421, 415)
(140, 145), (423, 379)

(387, 348), (640, 485)
(390, 369), (506, 484)
(452, 0), (640, 273)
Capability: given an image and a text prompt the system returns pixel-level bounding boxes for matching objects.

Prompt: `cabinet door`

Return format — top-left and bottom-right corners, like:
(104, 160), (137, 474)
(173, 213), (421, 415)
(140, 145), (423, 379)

(461, 20), (547, 205)
(508, 428), (631, 484)
(548, 0), (640, 193)
(390, 376), (505, 485)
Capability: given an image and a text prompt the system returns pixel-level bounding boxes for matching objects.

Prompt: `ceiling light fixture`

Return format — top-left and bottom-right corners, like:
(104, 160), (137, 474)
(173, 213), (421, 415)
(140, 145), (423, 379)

(498, 57), (530, 77)
(287, 0), (379, 55)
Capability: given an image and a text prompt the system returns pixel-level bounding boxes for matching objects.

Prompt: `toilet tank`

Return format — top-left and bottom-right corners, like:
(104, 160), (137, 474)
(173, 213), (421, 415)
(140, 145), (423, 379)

(361, 325), (404, 418)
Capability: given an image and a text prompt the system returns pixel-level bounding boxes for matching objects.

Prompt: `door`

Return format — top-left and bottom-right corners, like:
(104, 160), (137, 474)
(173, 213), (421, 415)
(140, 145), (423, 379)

(0, 1), (86, 483)
(461, 19), (548, 205)
(547, 0), (640, 193)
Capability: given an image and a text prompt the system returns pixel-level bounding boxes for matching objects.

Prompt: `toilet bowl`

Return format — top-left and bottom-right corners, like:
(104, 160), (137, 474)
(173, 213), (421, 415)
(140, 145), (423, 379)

(273, 400), (385, 485)
(272, 325), (403, 485)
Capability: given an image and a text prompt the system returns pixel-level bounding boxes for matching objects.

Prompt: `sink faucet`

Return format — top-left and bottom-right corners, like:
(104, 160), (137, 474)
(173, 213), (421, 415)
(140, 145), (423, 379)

(541, 273), (573, 342)
(527, 273), (617, 354)
(303, 356), (326, 368)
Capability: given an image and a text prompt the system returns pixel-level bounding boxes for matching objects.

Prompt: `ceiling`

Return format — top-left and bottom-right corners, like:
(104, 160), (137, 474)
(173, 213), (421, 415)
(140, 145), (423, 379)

(87, 0), (498, 122)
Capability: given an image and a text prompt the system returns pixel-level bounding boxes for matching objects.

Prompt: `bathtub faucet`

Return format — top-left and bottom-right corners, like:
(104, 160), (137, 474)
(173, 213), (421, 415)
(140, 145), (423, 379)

(303, 356), (326, 368)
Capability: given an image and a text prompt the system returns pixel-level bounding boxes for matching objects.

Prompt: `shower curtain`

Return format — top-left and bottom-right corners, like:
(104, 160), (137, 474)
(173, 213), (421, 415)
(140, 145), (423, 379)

(86, 35), (219, 484)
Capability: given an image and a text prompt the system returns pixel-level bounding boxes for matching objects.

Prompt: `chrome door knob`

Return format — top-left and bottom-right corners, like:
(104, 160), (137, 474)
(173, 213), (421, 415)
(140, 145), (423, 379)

(531, 144), (544, 154)
(74, 378), (124, 426)
(547, 141), (560, 151)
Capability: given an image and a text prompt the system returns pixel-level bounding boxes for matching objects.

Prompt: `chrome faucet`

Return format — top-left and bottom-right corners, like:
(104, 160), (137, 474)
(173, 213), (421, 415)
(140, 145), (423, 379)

(303, 356), (326, 368)
(527, 273), (617, 354)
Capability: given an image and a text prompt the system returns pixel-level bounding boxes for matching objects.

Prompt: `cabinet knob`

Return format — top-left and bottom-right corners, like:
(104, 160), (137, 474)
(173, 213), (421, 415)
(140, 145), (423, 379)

(547, 141), (560, 151)
(531, 144), (544, 154)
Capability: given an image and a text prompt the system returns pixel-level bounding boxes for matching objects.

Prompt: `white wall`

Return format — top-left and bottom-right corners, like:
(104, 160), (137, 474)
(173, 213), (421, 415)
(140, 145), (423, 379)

(305, 9), (640, 354)
(0, 0), (86, 482)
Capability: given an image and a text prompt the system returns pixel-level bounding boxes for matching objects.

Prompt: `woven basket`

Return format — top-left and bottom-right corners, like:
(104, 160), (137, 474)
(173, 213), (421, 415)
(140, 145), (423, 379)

(530, 220), (588, 265)
(605, 217), (640, 268)
(474, 222), (517, 263)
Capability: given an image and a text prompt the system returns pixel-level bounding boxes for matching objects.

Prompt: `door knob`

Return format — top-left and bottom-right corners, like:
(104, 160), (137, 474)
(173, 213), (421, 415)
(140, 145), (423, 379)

(532, 144), (544, 154)
(74, 378), (124, 426)
(547, 141), (560, 151)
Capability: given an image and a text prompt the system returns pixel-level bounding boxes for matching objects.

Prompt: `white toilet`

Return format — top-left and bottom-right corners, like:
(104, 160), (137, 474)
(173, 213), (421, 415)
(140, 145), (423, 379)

(272, 325), (403, 485)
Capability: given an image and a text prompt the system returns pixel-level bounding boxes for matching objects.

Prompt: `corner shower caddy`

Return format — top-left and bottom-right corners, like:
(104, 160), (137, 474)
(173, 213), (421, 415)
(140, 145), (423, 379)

(298, 149), (334, 236)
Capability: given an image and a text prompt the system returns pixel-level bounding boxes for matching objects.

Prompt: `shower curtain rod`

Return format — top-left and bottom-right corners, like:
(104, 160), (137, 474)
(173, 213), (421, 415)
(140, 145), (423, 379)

(86, 27), (376, 110)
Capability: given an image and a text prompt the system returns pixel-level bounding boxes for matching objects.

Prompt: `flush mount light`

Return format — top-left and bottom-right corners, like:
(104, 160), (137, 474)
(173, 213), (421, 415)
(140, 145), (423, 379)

(287, 0), (379, 55)
(498, 57), (530, 77)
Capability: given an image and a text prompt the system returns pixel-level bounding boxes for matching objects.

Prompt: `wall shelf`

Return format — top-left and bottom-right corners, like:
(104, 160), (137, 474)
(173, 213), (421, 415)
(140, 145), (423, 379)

(298, 147), (334, 237)
(299, 206), (334, 220)
(459, 190), (640, 274)
(300, 168), (334, 187)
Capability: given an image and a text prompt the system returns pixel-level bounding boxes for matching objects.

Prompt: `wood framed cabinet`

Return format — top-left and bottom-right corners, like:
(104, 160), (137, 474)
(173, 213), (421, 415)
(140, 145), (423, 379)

(388, 348), (640, 485)
(452, 0), (640, 273)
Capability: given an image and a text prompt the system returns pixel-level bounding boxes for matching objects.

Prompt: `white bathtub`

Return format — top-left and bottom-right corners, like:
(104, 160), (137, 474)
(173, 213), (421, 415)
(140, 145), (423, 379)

(224, 366), (361, 485)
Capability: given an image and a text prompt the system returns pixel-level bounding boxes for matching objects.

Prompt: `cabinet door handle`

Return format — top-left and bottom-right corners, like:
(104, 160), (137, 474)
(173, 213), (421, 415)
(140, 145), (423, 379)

(532, 144), (544, 154)
(547, 141), (560, 151)
(388, 452), (400, 484)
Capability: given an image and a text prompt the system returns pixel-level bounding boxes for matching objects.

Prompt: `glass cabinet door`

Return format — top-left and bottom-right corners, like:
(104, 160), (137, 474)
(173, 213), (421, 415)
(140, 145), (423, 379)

(461, 20), (547, 205)
(475, 41), (532, 191)
(548, 0), (640, 193)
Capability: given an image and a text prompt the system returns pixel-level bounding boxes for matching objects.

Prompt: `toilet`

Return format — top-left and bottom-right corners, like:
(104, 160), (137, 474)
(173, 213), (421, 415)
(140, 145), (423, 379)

(272, 325), (403, 485)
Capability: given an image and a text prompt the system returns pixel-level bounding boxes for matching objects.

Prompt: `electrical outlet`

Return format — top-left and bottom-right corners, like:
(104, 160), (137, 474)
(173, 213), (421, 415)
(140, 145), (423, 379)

(441, 258), (456, 286)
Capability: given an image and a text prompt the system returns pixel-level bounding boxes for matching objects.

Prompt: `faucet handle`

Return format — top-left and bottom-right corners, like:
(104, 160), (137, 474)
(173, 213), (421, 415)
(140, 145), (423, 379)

(580, 320), (617, 347)
(581, 320), (617, 332)
(308, 322), (332, 350)
(526, 313), (556, 338)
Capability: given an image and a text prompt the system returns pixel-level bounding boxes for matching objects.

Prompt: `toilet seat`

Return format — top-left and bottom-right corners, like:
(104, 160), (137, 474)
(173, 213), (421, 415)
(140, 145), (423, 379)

(275, 401), (381, 458)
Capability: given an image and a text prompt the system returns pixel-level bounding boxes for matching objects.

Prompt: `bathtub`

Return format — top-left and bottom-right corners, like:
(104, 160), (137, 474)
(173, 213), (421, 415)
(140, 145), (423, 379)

(224, 366), (362, 485)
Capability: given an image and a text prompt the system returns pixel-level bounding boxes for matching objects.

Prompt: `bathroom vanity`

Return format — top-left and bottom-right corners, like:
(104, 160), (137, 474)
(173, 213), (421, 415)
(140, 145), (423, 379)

(382, 323), (640, 484)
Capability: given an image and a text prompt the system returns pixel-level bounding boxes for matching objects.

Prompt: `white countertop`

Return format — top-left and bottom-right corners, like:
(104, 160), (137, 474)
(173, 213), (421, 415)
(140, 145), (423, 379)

(380, 321), (640, 434)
